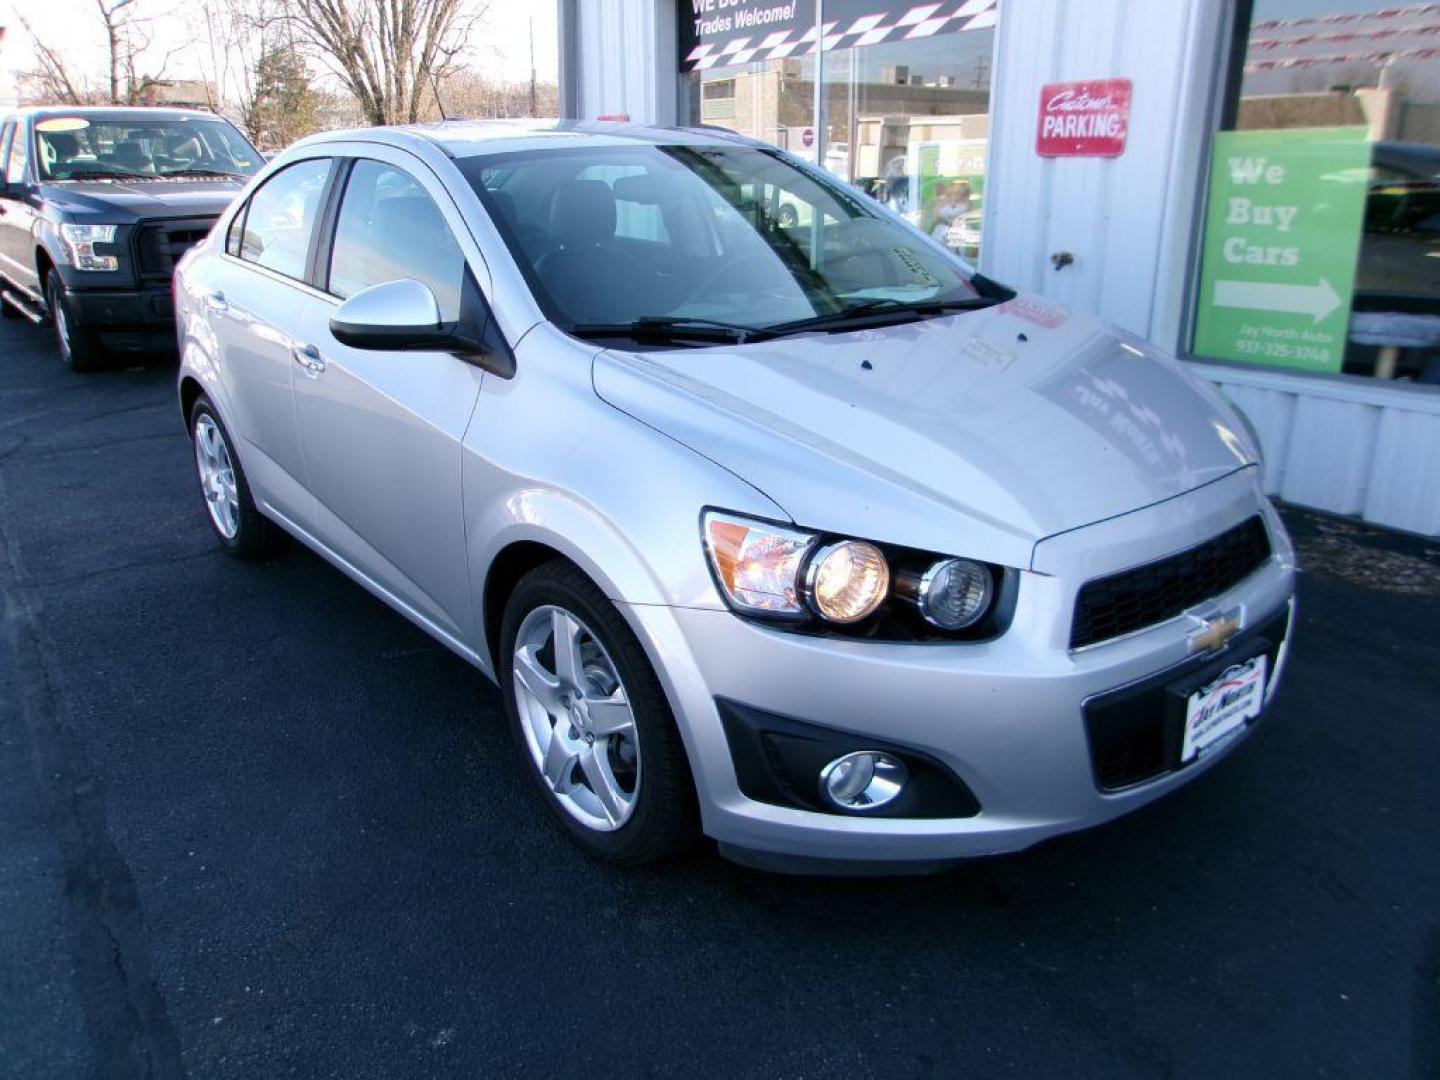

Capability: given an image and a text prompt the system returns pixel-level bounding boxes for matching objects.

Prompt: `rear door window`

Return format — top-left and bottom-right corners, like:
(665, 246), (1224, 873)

(235, 158), (333, 281)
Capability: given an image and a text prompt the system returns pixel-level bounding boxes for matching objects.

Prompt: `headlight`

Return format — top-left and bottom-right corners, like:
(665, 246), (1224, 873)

(702, 509), (1007, 639)
(901, 557), (993, 630)
(804, 540), (889, 623)
(702, 511), (814, 617)
(60, 223), (120, 272)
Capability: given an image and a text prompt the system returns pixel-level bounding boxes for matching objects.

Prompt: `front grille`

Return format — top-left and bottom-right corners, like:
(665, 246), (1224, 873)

(1070, 516), (1272, 650)
(134, 219), (217, 283)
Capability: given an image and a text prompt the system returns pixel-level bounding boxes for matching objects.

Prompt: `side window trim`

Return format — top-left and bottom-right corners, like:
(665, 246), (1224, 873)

(310, 156), (355, 294)
(225, 197), (249, 258)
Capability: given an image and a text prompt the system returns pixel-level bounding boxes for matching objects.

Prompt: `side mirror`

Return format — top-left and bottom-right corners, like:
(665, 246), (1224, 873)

(329, 274), (516, 378)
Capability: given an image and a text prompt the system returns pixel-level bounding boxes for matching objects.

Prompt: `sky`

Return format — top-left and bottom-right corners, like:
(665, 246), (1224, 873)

(3, 0), (558, 92)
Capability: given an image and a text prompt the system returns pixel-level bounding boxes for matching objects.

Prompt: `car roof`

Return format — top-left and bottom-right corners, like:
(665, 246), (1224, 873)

(300, 118), (767, 159)
(10, 105), (230, 124)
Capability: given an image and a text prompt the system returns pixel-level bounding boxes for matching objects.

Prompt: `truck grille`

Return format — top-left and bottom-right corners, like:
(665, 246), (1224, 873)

(1070, 516), (1272, 650)
(133, 219), (217, 283)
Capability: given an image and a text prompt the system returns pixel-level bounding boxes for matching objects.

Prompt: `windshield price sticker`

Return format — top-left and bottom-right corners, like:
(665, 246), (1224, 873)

(1193, 126), (1371, 374)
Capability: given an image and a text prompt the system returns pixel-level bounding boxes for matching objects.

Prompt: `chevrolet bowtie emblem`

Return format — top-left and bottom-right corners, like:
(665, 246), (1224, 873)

(1189, 609), (1243, 654)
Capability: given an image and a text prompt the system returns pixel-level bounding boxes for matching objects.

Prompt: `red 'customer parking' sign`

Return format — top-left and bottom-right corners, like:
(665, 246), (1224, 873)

(1036, 78), (1132, 157)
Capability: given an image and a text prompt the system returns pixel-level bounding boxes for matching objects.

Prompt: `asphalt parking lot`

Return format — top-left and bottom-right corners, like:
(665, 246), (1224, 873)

(0, 318), (1437, 1080)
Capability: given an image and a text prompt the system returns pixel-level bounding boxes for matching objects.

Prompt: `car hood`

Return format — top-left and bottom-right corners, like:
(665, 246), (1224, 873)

(591, 296), (1257, 569)
(39, 179), (245, 222)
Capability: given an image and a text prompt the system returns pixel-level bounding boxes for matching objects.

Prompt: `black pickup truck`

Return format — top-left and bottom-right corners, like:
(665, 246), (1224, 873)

(0, 106), (263, 370)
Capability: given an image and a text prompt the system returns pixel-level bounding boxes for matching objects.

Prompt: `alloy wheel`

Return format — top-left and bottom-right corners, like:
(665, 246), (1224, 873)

(512, 605), (641, 831)
(193, 414), (240, 539)
(49, 282), (71, 363)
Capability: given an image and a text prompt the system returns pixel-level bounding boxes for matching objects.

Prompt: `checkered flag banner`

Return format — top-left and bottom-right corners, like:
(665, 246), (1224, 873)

(683, 0), (999, 72)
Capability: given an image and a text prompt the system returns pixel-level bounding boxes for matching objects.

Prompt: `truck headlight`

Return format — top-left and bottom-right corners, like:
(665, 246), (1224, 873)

(60, 224), (120, 272)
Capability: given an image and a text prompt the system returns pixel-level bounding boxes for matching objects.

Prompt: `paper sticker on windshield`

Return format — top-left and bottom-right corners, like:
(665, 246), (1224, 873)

(890, 247), (939, 288)
(36, 117), (91, 132)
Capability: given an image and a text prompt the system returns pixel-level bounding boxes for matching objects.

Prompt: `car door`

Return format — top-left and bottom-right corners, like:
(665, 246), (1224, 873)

(290, 152), (485, 645)
(208, 156), (335, 527)
(0, 120), (41, 298)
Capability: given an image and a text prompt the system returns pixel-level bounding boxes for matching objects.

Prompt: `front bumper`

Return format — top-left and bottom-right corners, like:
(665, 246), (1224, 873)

(63, 286), (177, 353)
(66, 286), (175, 331)
(624, 468), (1297, 870)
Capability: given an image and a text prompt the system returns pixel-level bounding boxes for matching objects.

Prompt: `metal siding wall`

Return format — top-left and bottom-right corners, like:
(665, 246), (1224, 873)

(573, 0), (676, 124)
(982, 0), (1223, 348)
(1196, 363), (1440, 536)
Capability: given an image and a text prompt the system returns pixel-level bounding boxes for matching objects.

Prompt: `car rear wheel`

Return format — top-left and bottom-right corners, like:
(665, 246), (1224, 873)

(499, 561), (697, 864)
(45, 269), (107, 372)
(189, 395), (278, 558)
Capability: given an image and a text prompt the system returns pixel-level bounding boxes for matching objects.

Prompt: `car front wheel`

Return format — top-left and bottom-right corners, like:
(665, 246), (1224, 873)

(499, 561), (697, 864)
(45, 269), (107, 372)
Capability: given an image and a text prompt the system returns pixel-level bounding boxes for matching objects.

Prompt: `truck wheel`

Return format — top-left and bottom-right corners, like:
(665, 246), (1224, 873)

(46, 269), (107, 372)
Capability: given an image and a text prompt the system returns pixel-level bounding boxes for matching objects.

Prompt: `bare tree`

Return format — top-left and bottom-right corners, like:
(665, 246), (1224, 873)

(15, 14), (86, 104)
(281, 0), (489, 126)
(16, 0), (185, 106)
(194, 0), (280, 135)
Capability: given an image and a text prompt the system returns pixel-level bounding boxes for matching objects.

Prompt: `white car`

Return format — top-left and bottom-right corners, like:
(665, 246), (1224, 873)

(174, 121), (1296, 872)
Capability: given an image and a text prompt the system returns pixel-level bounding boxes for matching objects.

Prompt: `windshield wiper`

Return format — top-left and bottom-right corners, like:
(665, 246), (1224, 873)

(762, 295), (1001, 338)
(55, 170), (147, 182)
(160, 168), (248, 180)
(570, 316), (761, 346)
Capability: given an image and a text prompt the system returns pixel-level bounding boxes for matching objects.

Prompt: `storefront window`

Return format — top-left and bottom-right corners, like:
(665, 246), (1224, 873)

(1192, 1), (1440, 385)
(678, 1), (997, 259)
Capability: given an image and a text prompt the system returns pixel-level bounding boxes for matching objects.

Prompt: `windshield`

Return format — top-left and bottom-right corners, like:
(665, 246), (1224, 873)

(459, 144), (986, 340)
(34, 115), (262, 182)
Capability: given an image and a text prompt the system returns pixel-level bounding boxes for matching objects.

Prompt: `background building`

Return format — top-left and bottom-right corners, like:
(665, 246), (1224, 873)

(559, 0), (1440, 537)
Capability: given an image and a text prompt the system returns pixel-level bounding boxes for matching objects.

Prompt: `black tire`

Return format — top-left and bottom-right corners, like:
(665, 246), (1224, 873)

(45, 269), (107, 372)
(188, 395), (280, 558)
(499, 560), (698, 864)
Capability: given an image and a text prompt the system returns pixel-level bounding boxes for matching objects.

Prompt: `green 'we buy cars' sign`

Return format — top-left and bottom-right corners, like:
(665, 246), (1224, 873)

(1193, 126), (1372, 374)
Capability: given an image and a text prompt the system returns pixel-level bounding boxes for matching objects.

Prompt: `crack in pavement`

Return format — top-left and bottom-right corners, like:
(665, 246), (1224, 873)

(0, 465), (186, 1080)
(31, 545), (221, 590)
(0, 429), (183, 465)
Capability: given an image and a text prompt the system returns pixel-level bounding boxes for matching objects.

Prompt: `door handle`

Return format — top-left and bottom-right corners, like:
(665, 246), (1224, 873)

(206, 290), (228, 312)
(292, 343), (326, 375)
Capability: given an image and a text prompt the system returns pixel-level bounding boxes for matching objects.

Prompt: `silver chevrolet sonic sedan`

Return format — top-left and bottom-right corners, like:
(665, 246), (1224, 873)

(174, 120), (1297, 873)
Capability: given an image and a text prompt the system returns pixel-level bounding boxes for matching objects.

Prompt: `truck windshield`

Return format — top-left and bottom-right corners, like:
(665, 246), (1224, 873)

(459, 143), (987, 340)
(34, 116), (263, 182)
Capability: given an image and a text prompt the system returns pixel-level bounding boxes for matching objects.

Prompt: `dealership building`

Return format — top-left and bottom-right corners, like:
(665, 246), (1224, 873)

(558, 0), (1440, 536)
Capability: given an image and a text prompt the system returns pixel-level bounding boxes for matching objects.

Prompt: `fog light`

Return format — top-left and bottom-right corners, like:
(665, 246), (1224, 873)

(820, 751), (907, 811)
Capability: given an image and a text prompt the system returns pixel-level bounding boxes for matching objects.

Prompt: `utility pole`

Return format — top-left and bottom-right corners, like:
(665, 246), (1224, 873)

(529, 15), (538, 117)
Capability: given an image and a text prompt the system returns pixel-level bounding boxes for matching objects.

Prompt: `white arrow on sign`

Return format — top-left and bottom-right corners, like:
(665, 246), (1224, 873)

(1213, 277), (1342, 324)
